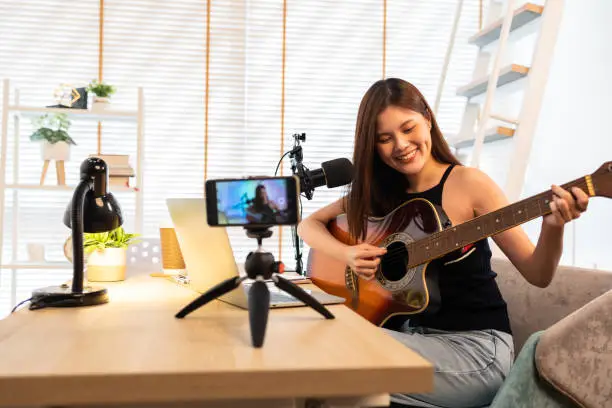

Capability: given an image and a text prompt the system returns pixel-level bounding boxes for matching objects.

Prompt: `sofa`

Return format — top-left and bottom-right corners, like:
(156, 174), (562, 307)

(490, 257), (612, 408)
(492, 256), (612, 355)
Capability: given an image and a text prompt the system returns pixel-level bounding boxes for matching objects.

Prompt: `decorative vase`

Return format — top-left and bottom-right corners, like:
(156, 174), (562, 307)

(41, 140), (71, 161)
(92, 96), (110, 111)
(86, 247), (127, 282)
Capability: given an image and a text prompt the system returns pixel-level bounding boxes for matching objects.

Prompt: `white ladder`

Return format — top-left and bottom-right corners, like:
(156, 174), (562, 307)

(448, 0), (565, 201)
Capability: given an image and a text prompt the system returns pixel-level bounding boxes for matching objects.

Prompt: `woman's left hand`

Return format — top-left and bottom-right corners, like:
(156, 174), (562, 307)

(544, 185), (590, 228)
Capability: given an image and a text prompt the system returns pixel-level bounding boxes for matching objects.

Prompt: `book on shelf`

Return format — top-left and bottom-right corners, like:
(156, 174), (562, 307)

(109, 165), (135, 177)
(89, 154), (130, 167)
(89, 153), (135, 177)
(109, 176), (132, 188)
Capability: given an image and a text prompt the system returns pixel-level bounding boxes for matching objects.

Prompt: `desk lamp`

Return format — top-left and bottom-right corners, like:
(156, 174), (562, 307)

(30, 157), (123, 309)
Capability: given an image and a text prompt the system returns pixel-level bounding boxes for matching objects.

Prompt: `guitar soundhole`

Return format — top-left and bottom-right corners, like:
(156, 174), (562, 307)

(380, 242), (408, 282)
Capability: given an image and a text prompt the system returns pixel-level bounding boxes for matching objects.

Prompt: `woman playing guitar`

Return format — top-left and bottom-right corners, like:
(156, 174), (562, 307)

(246, 184), (281, 224)
(297, 78), (590, 407)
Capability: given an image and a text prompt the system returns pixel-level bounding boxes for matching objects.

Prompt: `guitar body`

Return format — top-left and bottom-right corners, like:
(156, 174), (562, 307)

(308, 198), (450, 327)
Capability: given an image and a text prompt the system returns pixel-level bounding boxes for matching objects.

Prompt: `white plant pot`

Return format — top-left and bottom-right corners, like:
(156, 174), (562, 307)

(86, 247), (127, 282)
(92, 96), (110, 111)
(27, 243), (46, 262)
(41, 140), (71, 161)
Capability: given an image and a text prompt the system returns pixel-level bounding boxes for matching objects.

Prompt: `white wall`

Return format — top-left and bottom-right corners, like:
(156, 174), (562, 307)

(521, 0), (612, 270)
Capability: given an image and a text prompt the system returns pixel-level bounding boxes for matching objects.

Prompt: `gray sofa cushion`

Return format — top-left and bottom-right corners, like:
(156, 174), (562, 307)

(491, 257), (612, 354)
(535, 290), (612, 408)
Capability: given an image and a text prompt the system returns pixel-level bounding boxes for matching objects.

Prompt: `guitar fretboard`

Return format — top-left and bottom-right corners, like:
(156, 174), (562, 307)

(406, 176), (591, 268)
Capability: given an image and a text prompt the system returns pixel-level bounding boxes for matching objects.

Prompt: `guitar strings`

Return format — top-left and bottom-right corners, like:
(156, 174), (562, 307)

(369, 178), (590, 265)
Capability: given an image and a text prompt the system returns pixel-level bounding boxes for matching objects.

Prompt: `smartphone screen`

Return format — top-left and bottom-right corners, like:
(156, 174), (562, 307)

(205, 176), (299, 227)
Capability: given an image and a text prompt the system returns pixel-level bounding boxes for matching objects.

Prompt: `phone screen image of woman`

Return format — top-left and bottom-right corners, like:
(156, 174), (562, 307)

(211, 177), (297, 226)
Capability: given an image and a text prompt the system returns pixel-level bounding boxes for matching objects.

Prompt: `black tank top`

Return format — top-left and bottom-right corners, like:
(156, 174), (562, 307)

(400, 164), (512, 334)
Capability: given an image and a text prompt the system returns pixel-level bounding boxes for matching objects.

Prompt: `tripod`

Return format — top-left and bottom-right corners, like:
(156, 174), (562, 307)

(175, 226), (334, 348)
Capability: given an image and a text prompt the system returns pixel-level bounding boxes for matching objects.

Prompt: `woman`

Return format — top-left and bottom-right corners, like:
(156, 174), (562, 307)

(247, 185), (280, 224)
(297, 78), (589, 407)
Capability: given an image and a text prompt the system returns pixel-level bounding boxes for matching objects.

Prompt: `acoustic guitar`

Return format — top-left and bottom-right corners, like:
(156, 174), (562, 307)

(307, 162), (612, 327)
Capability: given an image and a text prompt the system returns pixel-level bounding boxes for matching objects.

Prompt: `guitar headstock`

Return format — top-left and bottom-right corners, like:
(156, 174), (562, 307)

(591, 161), (612, 198)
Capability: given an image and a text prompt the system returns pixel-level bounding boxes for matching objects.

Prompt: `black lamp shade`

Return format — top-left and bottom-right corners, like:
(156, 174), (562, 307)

(62, 157), (124, 233)
(63, 190), (123, 233)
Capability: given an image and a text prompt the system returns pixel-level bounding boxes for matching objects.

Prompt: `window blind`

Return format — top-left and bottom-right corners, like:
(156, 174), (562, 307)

(1, 0), (480, 317)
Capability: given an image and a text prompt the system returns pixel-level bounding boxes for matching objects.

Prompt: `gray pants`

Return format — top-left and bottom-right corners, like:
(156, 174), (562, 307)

(385, 326), (514, 408)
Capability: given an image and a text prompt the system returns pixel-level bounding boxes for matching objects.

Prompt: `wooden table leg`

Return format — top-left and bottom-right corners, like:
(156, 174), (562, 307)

(56, 160), (66, 185)
(40, 160), (50, 185)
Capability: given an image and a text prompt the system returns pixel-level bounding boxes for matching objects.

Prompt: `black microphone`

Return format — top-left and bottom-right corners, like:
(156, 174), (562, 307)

(299, 158), (354, 200)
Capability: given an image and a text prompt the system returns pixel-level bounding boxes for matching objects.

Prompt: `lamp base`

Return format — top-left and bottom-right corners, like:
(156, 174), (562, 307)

(30, 283), (109, 310)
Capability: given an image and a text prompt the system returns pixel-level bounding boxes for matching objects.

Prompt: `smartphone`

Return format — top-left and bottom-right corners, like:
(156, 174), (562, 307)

(205, 175), (300, 227)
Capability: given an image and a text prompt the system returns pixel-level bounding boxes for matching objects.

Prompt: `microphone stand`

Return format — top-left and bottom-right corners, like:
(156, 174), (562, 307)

(288, 133), (312, 275)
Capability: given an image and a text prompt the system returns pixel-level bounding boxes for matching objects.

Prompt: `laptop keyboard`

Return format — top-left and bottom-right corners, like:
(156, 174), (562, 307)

(269, 291), (298, 303)
(242, 283), (313, 304)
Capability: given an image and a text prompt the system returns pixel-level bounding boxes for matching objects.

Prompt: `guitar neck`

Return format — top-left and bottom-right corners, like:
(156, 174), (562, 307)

(407, 175), (593, 268)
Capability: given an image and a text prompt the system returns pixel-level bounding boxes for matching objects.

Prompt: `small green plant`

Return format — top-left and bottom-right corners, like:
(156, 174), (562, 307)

(83, 227), (140, 255)
(29, 113), (76, 145)
(87, 79), (116, 98)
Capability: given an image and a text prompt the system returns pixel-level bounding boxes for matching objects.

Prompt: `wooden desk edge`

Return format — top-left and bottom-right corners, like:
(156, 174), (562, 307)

(0, 365), (433, 407)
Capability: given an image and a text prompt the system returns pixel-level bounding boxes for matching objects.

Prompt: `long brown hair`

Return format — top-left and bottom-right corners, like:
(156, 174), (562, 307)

(346, 78), (460, 241)
(253, 184), (268, 211)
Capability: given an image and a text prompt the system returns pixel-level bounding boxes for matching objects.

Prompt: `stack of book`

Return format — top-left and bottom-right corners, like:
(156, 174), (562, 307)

(89, 154), (135, 187)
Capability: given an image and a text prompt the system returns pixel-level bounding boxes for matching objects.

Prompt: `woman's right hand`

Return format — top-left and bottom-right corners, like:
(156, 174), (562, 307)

(344, 244), (387, 281)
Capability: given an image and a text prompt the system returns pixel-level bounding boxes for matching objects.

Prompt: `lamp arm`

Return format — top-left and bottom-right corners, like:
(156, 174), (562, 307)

(71, 179), (93, 293)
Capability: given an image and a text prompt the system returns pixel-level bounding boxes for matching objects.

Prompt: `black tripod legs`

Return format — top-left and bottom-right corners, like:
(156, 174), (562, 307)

(273, 274), (335, 319)
(175, 272), (335, 348)
(175, 276), (244, 318)
(248, 275), (335, 347)
(248, 280), (270, 347)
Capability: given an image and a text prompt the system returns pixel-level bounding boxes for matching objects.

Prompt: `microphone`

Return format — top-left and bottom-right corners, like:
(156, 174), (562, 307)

(298, 158), (354, 200)
(285, 132), (354, 276)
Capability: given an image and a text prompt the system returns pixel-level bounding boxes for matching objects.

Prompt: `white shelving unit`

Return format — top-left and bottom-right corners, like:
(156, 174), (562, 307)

(7, 106), (139, 122)
(443, 0), (563, 202)
(0, 78), (145, 306)
(455, 63), (530, 98)
(1, 261), (72, 270)
(468, 2), (545, 47)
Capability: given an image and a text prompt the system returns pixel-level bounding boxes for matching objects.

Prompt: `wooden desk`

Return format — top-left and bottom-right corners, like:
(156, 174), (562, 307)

(0, 274), (433, 408)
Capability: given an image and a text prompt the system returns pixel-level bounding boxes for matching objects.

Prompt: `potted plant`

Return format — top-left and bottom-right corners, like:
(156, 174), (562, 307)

(87, 79), (116, 111)
(29, 113), (76, 162)
(83, 227), (140, 282)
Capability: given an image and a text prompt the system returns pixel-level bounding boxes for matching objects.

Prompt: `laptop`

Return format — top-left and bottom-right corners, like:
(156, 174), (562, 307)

(166, 198), (345, 309)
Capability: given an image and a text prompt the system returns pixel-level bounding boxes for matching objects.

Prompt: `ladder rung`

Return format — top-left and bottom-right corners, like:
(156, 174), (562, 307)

(453, 126), (515, 149)
(469, 3), (544, 47)
(456, 64), (529, 98)
(489, 113), (519, 125)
